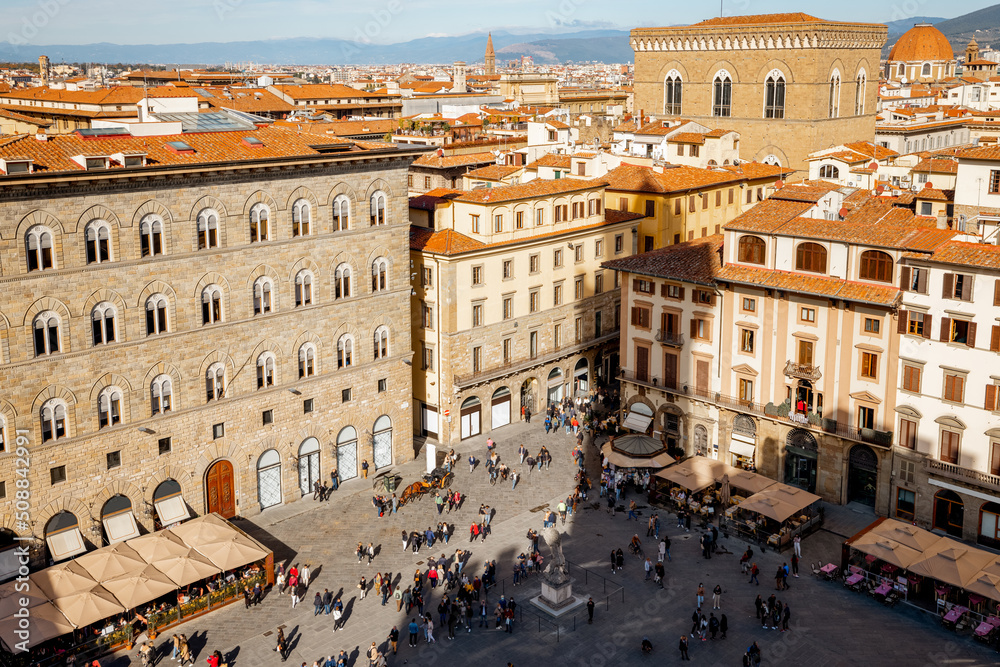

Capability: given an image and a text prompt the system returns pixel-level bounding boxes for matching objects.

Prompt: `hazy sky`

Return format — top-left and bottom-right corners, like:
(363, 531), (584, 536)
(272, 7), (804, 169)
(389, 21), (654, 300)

(5, 0), (999, 45)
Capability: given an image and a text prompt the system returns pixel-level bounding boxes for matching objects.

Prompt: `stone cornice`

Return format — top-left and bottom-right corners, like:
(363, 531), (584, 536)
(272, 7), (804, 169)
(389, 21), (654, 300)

(631, 24), (887, 53)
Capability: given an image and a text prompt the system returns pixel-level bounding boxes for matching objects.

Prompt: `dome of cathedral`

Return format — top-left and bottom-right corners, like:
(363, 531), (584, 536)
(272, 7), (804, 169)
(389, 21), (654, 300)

(888, 23), (954, 63)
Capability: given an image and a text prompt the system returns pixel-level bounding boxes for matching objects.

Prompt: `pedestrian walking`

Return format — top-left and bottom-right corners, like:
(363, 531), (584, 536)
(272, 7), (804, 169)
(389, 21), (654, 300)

(720, 613), (728, 639)
(654, 561), (665, 587)
(678, 635), (690, 661)
(332, 597), (344, 631)
(312, 591), (322, 615)
(696, 583), (705, 608)
(425, 616), (436, 643)
(644, 557), (652, 580)
(749, 563), (760, 585)
(291, 582), (301, 608)
(712, 584), (722, 609)
(782, 602), (791, 631)
(793, 534), (802, 558)
(387, 626), (399, 654)
(587, 597), (595, 624)
(408, 618), (419, 647)
(361, 459), (369, 479)
(273, 628), (287, 662)
(709, 613), (719, 640)
(358, 575), (367, 599)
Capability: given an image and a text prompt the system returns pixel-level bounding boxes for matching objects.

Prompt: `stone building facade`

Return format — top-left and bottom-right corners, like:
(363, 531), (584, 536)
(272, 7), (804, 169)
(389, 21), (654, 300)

(630, 13), (887, 173)
(0, 127), (422, 569)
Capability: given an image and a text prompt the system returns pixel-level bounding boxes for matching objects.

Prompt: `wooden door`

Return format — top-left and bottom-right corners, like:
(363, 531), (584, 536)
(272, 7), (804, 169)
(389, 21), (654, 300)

(664, 353), (678, 390)
(636, 346), (649, 382)
(696, 360), (710, 395)
(206, 460), (236, 518)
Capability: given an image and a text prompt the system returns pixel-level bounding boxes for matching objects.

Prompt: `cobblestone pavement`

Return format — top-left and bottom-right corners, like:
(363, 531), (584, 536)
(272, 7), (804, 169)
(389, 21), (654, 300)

(115, 419), (1000, 667)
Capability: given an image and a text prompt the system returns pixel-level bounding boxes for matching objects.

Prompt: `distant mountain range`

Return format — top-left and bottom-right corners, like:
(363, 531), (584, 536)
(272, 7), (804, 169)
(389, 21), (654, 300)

(3, 5), (999, 68)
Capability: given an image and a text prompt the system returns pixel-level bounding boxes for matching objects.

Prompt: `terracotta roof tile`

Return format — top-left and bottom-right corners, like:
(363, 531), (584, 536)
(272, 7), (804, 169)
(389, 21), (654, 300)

(772, 181), (841, 203)
(911, 157), (958, 174)
(691, 12), (825, 26)
(604, 163), (786, 196)
(454, 177), (606, 204)
(957, 144), (1000, 161)
(722, 199), (813, 233)
(915, 187), (952, 202)
(668, 132), (707, 145)
(925, 240), (1000, 269)
(717, 265), (901, 306)
(464, 164), (521, 180)
(271, 83), (393, 100)
(602, 235), (722, 285)
(525, 154), (572, 170)
(411, 151), (497, 168)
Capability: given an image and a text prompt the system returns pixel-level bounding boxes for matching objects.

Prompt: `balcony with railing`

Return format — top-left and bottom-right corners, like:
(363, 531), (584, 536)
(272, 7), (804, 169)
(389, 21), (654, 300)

(784, 360), (822, 382)
(619, 369), (892, 448)
(924, 458), (1000, 493)
(453, 331), (619, 388)
(655, 329), (685, 347)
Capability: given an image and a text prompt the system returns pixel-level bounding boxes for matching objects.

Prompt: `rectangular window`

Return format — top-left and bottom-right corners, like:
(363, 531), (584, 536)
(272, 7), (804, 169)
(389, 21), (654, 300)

(899, 418), (917, 449)
(798, 340), (814, 366)
(801, 307), (816, 323)
(595, 272), (604, 294)
(529, 253), (540, 274)
(472, 303), (484, 327)
(742, 297), (756, 312)
(106, 451), (121, 470)
(690, 144), (700, 158)
(50, 465), (66, 485)
(728, 188), (735, 205)
(987, 383), (999, 412)
(422, 343), (434, 371)
(529, 331), (538, 358)
(472, 346), (482, 373)
(990, 169), (1000, 194)
(535, 208), (545, 226)
(574, 244), (584, 263)
(502, 338), (512, 364)
(515, 211), (524, 229)
(158, 437), (172, 455)
(471, 215), (480, 234)
(635, 279), (655, 294)
(503, 296), (513, 320)
(553, 323), (561, 348)
(502, 259), (513, 280)
(645, 200), (655, 218)
(630, 306), (651, 329)
(553, 249), (563, 267)
(949, 319), (975, 346)
(422, 303), (434, 329)
(472, 266), (483, 285)
(941, 430), (961, 464)
(943, 272), (973, 301)
(342, 388), (352, 402)
(213, 422), (226, 438)
(594, 239), (604, 258)
(858, 405), (875, 429)
(378, 378), (387, 393)
(688, 195), (696, 213)
(739, 328), (755, 354)
(992, 442), (1000, 476)
(896, 488), (916, 521)
(739, 378), (754, 402)
(619, 197), (629, 212)
(493, 214), (503, 233)
(902, 364), (922, 393)
(0, 481), (4, 499)
(614, 234), (624, 254)
(861, 352), (878, 380)
(262, 409), (273, 425)
(575, 276), (584, 300)
(944, 373), (965, 403)
(907, 311), (926, 337)
(421, 267), (433, 287)
(690, 317), (708, 340)
(575, 317), (583, 343)
(864, 318), (881, 334)
(702, 193), (709, 210)
(303, 397), (314, 414)
(529, 289), (540, 313)
(666, 284), (682, 299)
(553, 283), (563, 306)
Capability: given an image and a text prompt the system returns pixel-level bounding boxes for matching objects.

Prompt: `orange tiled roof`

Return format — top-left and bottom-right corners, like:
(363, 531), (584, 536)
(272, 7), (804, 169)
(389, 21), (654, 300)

(603, 163), (786, 195)
(601, 235), (722, 285)
(720, 163), (792, 181)
(723, 199), (817, 233)
(888, 24), (954, 63)
(957, 144), (1000, 161)
(692, 13), (825, 26)
(925, 240), (1000, 269)
(915, 187), (953, 202)
(668, 132), (706, 145)
(454, 177), (606, 204)
(200, 88), (293, 113)
(525, 153), (572, 170)
(717, 265), (901, 306)
(546, 120), (569, 130)
(0, 108), (51, 126)
(772, 181), (841, 203)
(411, 151), (498, 168)
(273, 118), (396, 136)
(271, 83), (392, 100)
(0, 85), (203, 106)
(464, 164), (521, 180)
(730, 214), (955, 252)
(911, 157), (958, 174)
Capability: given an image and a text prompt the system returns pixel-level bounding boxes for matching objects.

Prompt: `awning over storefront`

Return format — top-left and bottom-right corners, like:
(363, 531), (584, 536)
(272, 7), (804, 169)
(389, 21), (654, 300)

(102, 510), (140, 544)
(155, 495), (192, 526)
(45, 527), (87, 562)
(0, 601), (74, 650)
(729, 437), (756, 459)
(623, 412), (652, 432)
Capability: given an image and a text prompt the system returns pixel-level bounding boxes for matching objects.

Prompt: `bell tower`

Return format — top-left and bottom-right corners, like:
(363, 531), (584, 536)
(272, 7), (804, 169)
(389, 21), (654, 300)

(485, 33), (496, 76)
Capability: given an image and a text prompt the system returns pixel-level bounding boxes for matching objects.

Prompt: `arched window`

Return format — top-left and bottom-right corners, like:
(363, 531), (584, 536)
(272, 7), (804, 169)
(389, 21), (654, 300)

(859, 250), (893, 283)
(256, 352), (276, 389)
(197, 209), (219, 250)
(33, 311), (61, 356)
(40, 399), (67, 442)
(140, 214), (164, 257)
(795, 242), (827, 274)
(819, 164), (840, 179)
(0, 415), (6, 454)
(249, 203), (270, 243)
(202, 285), (223, 324)
(764, 71), (785, 119)
(855, 72), (866, 115)
(291, 199), (311, 237)
(663, 72), (682, 115)
(295, 270), (313, 307)
(91, 302), (117, 346)
(26, 226), (54, 272)
(333, 195), (351, 231)
(85, 220), (111, 264)
(921, 63), (931, 77)
(206, 362), (226, 401)
(373, 326), (389, 360)
(828, 72), (841, 118)
(371, 257), (388, 292)
(337, 335), (353, 369)
(713, 71), (732, 117)
(98, 386), (122, 428)
(370, 191), (387, 226)
(979, 501), (1000, 548)
(145, 294), (169, 335)
(298, 343), (316, 378)
(898, 63), (905, 76)
(334, 264), (352, 299)
(151, 374), (172, 415)
(737, 235), (766, 264)
(253, 277), (273, 315)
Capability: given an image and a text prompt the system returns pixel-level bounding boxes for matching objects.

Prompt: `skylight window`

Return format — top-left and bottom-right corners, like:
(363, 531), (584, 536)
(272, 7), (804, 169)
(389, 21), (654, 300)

(242, 136), (264, 148)
(165, 140), (195, 154)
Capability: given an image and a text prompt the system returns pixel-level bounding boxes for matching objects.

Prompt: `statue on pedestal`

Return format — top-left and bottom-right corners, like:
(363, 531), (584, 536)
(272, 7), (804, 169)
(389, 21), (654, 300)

(543, 525), (568, 585)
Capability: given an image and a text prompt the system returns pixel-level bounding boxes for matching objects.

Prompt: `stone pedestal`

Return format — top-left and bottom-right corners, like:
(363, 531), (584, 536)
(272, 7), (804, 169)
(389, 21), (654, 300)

(531, 577), (586, 617)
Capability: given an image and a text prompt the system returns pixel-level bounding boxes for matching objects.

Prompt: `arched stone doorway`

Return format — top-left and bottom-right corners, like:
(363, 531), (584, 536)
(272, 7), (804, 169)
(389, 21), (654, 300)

(784, 429), (818, 493)
(547, 368), (564, 404)
(730, 415), (757, 467)
(573, 358), (589, 395)
(44, 511), (87, 562)
(101, 494), (140, 544)
(490, 387), (512, 430)
(0, 528), (19, 581)
(933, 489), (964, 537)
(847, 445), (878, 506)
(205, 459), (236, 518)
(979, 501), (1000, 549)
(257, 449), (283, 510)
(336, 427), (359, 480)
(373, 416), (393, 469)
(297, 437), (321, 496)
(460, 397), (482, 439)
(694, 424), (708, 457)
(152, 479), (190, 528)
(520, 378), (539, 415)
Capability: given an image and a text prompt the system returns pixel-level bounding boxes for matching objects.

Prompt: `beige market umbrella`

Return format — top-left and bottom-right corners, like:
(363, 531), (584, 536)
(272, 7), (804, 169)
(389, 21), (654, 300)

(601, 442), (674, 469)
(51, 584), (125, 628)
(0, 581), (49, 617)
(194, 534), (269, 572)
(729, 470), (777, 495)
(151, 548), (221, 587)
(849, 533), (921, 570)
(964, 571), (1000, 605)
(908, 543), (995, 589)
(76, 542), (146, 581)
(0, 601), (74, 649)
(169, 514), (236, 546)
(103, 563), (179, 609)
(654, 462), (716, 493)
(869, 520), (943, 553)
(126, 529), (190, 563)
(29, 560), (96, 600)
(737, 485), (821, 523)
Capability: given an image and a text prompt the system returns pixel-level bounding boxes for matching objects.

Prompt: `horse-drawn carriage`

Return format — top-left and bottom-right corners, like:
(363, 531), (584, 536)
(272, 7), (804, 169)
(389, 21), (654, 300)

(398, 467), (453, 506)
